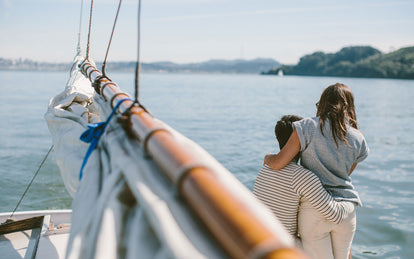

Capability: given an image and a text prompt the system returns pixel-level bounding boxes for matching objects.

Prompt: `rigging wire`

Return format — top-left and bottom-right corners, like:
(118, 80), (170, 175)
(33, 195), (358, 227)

(102, 0), (123, 78)
(76, 0), (85, 56)
(134, 0), (142, 102)
(7, 145), (54, 221)
(85, 0), (94, 61)
(70, 0), (85, 74)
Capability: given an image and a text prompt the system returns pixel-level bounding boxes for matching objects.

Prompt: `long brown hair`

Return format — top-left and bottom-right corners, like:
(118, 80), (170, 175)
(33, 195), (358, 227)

(316, 83), (358, 146)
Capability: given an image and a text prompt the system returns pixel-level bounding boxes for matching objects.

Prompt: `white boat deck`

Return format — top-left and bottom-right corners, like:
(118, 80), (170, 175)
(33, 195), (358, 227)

(0, 210), (71, 259)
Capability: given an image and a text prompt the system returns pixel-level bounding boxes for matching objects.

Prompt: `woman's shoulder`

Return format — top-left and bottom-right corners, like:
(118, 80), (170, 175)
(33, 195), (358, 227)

(347, 126), (367, 142)
(346, 126), (369, 155)
(293, 116), (318, 129)
(292, 117), (319, 148)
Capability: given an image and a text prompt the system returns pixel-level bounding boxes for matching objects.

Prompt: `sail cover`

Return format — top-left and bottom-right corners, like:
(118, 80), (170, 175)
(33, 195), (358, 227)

(45, 56), (295, 258)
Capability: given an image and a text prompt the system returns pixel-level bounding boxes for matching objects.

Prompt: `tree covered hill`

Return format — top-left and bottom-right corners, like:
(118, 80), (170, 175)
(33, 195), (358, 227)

(263, 46), (414, 79)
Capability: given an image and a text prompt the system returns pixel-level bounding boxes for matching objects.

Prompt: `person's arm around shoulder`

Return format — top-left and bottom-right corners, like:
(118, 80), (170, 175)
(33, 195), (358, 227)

(264, 130), (301, 170)
(292, 167), (351, 224)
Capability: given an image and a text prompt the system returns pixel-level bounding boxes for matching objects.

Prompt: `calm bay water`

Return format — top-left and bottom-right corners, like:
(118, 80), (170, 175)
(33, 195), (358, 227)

(0, 70), (413, 258)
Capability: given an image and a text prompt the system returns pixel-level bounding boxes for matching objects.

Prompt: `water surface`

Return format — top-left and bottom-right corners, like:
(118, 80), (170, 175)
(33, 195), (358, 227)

(0, 70), (413, 258)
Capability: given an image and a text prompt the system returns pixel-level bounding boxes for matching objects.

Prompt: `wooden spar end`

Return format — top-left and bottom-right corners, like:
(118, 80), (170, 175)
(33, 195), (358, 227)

(0, 216), (44, 235)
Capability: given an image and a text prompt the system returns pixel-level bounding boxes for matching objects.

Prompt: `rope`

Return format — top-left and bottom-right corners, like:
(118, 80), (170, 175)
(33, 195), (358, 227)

(79, 97), (132, 180)
(7, 145), (54, 220)
(120, 0), (146, 116)
(102, 0), (123, 78)
(134, 0), (142, 102)
(85, 0), (94, 61)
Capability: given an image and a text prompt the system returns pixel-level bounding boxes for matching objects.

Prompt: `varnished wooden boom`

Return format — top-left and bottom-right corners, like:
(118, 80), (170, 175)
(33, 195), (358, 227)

(80, 61), (308, 259)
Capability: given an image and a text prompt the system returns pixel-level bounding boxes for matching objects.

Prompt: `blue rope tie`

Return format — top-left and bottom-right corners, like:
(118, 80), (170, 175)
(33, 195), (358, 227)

(79, 97), (132, 180)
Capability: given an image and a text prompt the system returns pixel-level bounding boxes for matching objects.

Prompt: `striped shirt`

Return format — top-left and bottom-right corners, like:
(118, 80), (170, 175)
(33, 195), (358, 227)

(253, 162), (351, 236)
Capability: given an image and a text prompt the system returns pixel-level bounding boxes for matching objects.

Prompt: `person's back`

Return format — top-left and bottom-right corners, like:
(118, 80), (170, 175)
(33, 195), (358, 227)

(293, 117), (368, 205)
(254, 115), (353, 241)
(254, 163), (302, 236)
(254, 163), (352, 237)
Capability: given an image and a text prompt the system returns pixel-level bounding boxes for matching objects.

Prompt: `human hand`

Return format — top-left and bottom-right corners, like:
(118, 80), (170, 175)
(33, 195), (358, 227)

(264, 153), (273, 165)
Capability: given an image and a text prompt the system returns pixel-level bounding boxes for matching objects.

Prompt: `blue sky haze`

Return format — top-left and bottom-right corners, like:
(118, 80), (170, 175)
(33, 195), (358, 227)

(1, 0), (413, 64)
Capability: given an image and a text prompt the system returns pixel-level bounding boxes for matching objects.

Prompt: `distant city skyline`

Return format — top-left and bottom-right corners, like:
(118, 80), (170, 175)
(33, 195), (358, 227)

(1, 0), (413, 64)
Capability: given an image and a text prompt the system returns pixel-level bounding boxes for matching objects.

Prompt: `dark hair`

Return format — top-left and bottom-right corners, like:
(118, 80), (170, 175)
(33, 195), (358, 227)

(316, 83), (358, 146)
(275, 115), (303, 162)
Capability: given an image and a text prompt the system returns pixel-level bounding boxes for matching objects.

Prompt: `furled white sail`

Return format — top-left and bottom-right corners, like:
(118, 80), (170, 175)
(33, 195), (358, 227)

(45, 55), (100, 197)
(45, 56), (295, 259)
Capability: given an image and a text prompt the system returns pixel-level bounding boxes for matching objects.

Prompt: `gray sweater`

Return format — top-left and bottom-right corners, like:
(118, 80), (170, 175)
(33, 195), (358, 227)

(293, 117), (369, 206)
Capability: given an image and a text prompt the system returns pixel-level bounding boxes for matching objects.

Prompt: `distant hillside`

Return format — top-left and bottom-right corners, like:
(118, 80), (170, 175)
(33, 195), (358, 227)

(92, 58), (280, 74)
(0, 58), (70, 71)
(263, 46), (414, 79)
(0, 58), (280, 74)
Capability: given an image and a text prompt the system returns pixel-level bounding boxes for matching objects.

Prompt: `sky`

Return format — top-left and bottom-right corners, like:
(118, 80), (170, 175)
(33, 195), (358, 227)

(0, 0), (413, 64)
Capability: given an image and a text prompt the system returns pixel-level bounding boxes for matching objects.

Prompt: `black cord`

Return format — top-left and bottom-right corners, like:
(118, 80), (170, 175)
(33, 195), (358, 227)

(102, 0), (123, 78)
(7, 145), (54, 221)
(134, 0), (142, 102)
